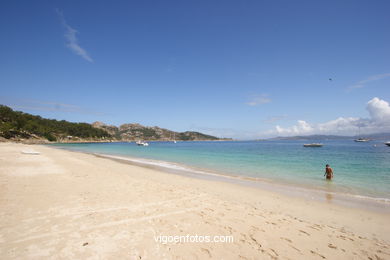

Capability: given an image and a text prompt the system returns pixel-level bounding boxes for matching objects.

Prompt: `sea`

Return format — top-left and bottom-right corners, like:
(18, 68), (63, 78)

(50, 140), (390, 209)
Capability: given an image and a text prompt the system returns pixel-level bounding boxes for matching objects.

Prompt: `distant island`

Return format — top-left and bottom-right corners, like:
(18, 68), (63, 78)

(0, 105), (230, 143)
(266, 133), (390, 141)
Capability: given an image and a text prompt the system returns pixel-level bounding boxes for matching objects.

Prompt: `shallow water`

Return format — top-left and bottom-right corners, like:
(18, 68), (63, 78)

(50, 140), (390, 202)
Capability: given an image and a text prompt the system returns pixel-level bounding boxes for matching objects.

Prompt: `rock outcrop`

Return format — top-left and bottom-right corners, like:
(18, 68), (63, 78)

(92, 122), (224, 141)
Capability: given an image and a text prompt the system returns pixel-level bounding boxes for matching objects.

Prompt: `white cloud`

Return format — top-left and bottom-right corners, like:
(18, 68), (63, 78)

(275, 120), (314, 135)
(270, 97), (390, 136)
(348, 73), (390, 91)
(246, 94), (271, 106)
(57, 10), (93, 62)
(366, 97), (390, 123)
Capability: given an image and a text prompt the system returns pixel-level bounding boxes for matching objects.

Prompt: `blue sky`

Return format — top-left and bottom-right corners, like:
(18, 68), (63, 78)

(1, 0), (389, 139)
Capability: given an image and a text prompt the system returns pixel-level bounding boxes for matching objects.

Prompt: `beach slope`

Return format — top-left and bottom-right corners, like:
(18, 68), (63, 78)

(0, 143), (389, 259)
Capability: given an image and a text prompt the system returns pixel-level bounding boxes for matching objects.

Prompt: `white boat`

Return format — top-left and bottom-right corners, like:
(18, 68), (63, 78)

(136, 140), (149, 146)
(354, 138), (370, 142)
(303, 143), (323, 147)
(354, 127), (370, 142)
(385, 142), (390, 147)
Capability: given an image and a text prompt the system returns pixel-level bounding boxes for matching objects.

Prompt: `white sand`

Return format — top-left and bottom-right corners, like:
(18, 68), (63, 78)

(0, 142), (389, 259)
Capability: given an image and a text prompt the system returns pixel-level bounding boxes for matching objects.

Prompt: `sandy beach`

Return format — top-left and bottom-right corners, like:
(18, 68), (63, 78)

(0, 142), (389, 259)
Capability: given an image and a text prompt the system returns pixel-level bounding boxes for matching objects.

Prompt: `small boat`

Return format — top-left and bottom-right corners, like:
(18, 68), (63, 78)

(354, 127), (370, 142)
(354, 138), (370, 142)
(136, 140), (149, 146)
(385, 142), (390, 147)
(303, 143), (323, 147)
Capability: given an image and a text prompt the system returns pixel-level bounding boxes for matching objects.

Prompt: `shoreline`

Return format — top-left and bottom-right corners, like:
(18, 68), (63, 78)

(1, 142), (389, 259)
(0, 139), (233, 146)
(50, 144), (390, 213)
(87, 152), (390, 213)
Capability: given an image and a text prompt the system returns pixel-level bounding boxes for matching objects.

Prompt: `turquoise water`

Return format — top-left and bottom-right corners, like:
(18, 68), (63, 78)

(50, 140), (390, 201)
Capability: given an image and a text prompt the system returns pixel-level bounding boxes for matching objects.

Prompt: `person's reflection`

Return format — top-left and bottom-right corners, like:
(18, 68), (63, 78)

(325, 193), (333, 203)
(324, 178), (334, 203)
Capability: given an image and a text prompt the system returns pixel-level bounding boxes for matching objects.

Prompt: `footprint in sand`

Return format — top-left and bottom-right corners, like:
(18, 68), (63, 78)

(280, 237), (292, 243)
(250, 225), (260, 231)
(224, 226), (234, 234)
(338, 235), (354, 241)
(310, 250), (326, 259)
(248, 234), (264, 252)
(308, 224), (323, 231)
(269, 248), (279, 257)
(299, 230), (310, 236)
(288, 244), (302, 254)
(201, 248), (212, 258)
(328, 243), (337, 249)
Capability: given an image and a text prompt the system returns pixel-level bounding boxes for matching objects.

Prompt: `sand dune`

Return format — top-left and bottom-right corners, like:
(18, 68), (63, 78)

(0, 143), (389, 259)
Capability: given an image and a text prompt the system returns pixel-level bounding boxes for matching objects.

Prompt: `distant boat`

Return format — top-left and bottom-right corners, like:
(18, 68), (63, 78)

(385, 142), (390, 147)
(354, 138), (370, 142)
(136, 140), (149, 146)
(354, 127), (370, 142)
(303, 143), (323, 147)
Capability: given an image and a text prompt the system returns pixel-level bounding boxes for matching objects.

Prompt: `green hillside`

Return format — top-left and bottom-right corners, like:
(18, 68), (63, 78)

(0, 105), (111, 141)
(0, 105), (227, 142)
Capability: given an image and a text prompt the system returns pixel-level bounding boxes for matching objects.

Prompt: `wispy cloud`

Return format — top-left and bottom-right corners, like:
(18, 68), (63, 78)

(0, 96), (104, 116)
(263, 115), (288, 123)
(57, 9), (93, 62)
(347, 73), (390, 91)
(246, 94), (271, 106)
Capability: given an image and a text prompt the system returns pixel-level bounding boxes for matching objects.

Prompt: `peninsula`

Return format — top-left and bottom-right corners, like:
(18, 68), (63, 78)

(0, 105), (228, 143)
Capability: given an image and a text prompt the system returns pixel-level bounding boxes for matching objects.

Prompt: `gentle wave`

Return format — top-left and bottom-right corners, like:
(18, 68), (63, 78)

(94, 153), (238, 179)
(95, 152), (390, 205)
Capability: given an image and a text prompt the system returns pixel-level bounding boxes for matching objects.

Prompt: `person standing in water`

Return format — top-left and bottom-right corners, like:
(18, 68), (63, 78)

(324, 164), (333, 180)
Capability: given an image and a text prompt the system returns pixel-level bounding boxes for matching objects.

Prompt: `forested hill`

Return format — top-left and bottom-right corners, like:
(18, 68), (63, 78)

(0, 105), (226, 142)
(0, 105), (111, 142)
